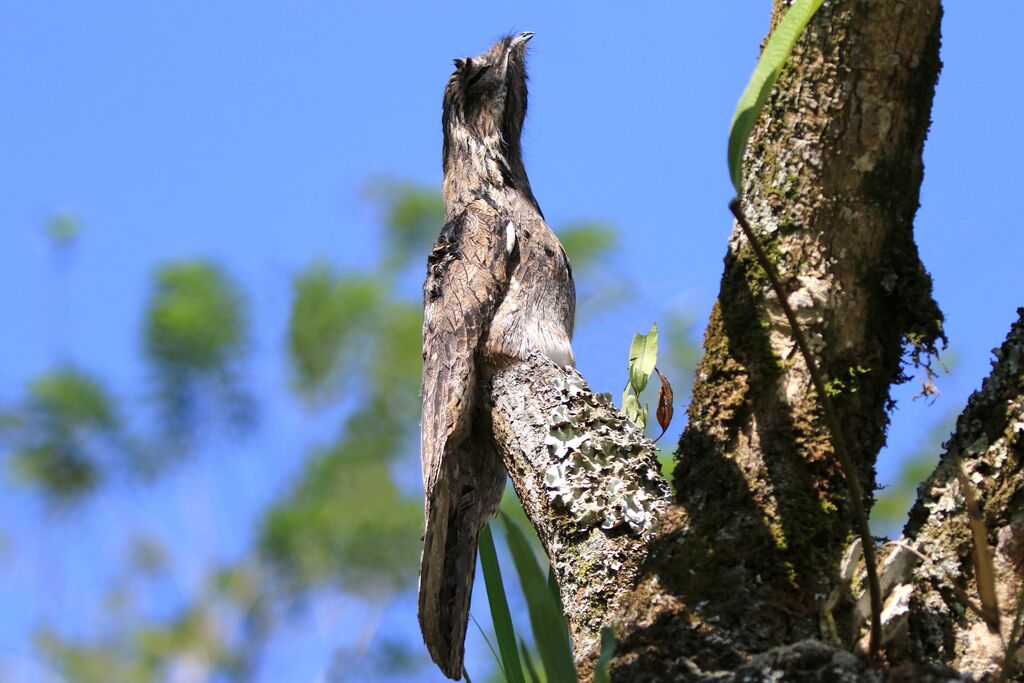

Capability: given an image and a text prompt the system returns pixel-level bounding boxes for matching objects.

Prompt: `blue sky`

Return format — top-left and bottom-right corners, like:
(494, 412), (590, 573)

(1, 2), (1022, 681)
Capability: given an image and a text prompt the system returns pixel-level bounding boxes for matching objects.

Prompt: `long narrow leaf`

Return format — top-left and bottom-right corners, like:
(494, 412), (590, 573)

(593, 627), (617, 683)
(498, 512), (576, 683)
(479, 523), (527, 683)
(727, 0), (824, 192)
(470, 614), (503, 674)
(519, 638), (543, 683)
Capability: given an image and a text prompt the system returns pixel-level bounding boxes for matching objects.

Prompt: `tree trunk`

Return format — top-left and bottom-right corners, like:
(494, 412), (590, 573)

(487, 1), (1024, 679)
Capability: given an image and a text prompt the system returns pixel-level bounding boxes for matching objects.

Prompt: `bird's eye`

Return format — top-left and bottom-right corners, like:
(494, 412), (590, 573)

(466, 64), (491, 88)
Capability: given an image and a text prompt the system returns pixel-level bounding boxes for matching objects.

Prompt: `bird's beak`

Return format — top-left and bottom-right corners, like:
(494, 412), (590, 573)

(511, 31), (534, 48)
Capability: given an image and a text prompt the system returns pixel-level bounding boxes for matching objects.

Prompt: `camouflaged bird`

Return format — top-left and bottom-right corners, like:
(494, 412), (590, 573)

(418, 32), (576, 680)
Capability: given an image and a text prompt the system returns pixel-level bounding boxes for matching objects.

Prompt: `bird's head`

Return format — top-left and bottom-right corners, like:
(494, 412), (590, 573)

(442, 32), (533, 169)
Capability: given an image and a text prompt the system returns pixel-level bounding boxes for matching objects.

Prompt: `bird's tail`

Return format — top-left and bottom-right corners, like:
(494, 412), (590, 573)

(418, 443), (504, 680)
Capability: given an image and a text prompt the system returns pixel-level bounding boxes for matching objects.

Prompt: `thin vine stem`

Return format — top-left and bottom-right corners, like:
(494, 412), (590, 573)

(729, 197), (883, 659)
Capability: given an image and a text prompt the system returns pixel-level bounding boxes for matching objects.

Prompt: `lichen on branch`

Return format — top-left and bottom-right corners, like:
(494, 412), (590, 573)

(482, 353), (670, 666)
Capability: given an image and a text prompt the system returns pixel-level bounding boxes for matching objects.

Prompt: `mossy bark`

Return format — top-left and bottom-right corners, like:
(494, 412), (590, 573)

(897, 310), (1024, 679)
(612, 0), (946, 676)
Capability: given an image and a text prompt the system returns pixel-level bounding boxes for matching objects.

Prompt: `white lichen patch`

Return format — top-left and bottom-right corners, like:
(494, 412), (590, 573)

(541, 374), (669, 535)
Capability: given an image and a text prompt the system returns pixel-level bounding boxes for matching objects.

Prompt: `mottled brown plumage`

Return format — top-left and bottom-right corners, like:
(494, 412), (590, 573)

(418, 33), (576, 679)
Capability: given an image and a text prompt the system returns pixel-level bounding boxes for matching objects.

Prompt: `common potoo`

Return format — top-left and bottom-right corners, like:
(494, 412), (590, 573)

(418, 32), (576, 680)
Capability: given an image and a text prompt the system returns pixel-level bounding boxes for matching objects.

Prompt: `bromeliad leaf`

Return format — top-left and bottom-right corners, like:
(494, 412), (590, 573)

(519, 639), (542, 683)
(478, 523), (527, 683)
(727, 0), (824, 193)
(593, 627), (617, 683)
(498, 512), (576, 683)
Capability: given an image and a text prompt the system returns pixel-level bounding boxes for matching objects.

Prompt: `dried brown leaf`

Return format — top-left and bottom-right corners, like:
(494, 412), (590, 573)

(958, 463), (1000, 634)
(654, 367), (674, 443)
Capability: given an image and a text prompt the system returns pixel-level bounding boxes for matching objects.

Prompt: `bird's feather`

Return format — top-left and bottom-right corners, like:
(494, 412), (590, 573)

(418, 208), (511, 679)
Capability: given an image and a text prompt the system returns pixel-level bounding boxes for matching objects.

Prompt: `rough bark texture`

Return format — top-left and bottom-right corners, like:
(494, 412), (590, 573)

(896, 310), (1024, 679)
(609, 1), (946, 674)
(480, 1), (1024, 680)
(482, 354), (671, 667)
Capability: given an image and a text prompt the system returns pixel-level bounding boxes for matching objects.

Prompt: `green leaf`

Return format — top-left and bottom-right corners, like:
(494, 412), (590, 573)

(469, 614), (503, 681)
(627, 323), (658, 395)
(519, 638), (542, 683)
(547, 567), (562, 611)
(498, 512), (575, 683)
(727, 0), (824, 193)
(593, 627), (617, 683)
(478, 523), (526, 683)
(621, 392), (643, 430)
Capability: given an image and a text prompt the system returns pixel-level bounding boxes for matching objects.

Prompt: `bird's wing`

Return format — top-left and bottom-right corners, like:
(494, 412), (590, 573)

(419, 208), (512, 678)
(419, 208), (511, 494)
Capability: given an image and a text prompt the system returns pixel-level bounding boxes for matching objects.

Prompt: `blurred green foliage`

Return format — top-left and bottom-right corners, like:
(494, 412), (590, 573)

(13, 182), (687, 682)
(261, 449), (421, 594)
(145, 261), (246, 371)
(143, 260), (254, 440)
(266, 179), (433, 599)
(871, 352), (959, 536)
(288, 266), (380, 403)
(2, 367), (121, 498)
(46, 214), (81, 247)
(365, 178), (446, 271)
(871, 412), (956, 535)
(556, 222), (616, 274)
(557, 222), (634, 326)
(37, 561), (267, 683)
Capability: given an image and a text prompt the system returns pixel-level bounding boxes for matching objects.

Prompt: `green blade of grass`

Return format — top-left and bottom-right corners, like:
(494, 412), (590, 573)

(479, 522), (527, 683)
(470, 614), (503, 675)
(519, 638), (543, 683)
(498, 511), (576, 683)
(547, 566), (563, 612)
(727, 0), (824, 192)
(593, 627), (617, 683)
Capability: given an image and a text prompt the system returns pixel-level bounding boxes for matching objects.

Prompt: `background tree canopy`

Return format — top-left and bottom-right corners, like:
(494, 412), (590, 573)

(0, 3), (1021, 681)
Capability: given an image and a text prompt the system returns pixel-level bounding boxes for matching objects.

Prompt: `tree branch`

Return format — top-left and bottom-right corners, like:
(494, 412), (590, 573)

(896, 309), (1024, 678)
(482, 353), (671, 668)
(601, 0), (945, 675)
